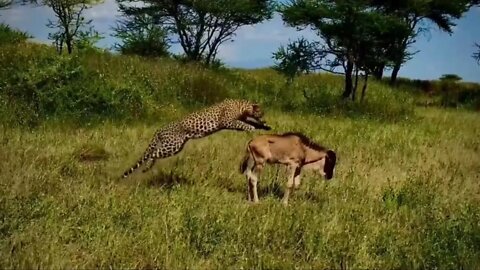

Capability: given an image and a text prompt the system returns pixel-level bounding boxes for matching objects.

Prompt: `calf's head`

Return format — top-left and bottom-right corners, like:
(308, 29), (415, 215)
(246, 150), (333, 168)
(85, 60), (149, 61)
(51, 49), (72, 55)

(323, 150), (337, 180)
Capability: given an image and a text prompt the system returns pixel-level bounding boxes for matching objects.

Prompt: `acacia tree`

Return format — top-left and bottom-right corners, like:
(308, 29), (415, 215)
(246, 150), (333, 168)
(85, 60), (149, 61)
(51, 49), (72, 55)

(44, 0), (96, 54)
(117, 0), (273, 65)
(272, 37), (322, 84)
(113, 13), (170, 57)
(279, 0), (408, 99)
(440, 74), (462, 82)
(371, 0), (479, 84)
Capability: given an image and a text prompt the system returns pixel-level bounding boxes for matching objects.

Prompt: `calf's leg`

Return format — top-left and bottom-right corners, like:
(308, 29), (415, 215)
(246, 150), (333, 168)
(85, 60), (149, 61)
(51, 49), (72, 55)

(282, 166), (301, 205)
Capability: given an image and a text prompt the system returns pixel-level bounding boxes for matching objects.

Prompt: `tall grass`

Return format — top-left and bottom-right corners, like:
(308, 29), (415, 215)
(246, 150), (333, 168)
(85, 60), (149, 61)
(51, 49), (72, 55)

(1, 39), (479, 269)
(387, 77), (480, 110)
(0, 42), (414, 127)
(1, 108), (479, 269)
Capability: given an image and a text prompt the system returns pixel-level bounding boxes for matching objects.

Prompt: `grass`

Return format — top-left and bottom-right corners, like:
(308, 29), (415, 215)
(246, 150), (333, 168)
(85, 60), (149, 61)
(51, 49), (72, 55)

(1, 107), (479, 269)
(0, 42), (414, 127)
(1, 31), (479, 268)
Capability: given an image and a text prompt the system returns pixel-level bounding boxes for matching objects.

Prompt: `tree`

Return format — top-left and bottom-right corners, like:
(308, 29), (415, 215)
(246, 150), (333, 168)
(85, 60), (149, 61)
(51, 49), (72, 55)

(117, 0), (274, 65)
(75, 25), (103, 51)
(439, 73), (462, 107)
(0, 0), (37, 9)
(279, 0), (408, 99)
(371, 0), (479, 84)
(440, 74), (462, 82)
(272, 37), (321, 83)
(474, 42), (480, 65)
(0, 0), (10, 8)
(0, 23), (31, 45)
(44, 0), (96, 54)
(113, 13), (170, 57)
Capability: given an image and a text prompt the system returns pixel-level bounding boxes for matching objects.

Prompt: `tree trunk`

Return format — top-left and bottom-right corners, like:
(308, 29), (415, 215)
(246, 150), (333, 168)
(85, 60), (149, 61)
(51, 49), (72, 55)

(361, 72), (369, 102)
(66, 38), (73, 54)
(389, 62), (401, 85)
(373, 63), (384, 80)
(352, 66), (359, 101)
(342, 59), (354, 99)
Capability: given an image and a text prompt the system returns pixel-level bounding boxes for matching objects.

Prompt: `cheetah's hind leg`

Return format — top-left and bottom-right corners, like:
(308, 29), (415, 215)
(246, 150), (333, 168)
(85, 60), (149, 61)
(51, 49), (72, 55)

(121, 152), (151, 179)
(121, 136), (187, 179)
(142, 157), (157, 173)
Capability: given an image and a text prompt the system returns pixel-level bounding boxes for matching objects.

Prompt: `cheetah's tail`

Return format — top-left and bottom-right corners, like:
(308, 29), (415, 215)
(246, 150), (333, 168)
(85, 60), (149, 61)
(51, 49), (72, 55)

(121, 152), (151, 179)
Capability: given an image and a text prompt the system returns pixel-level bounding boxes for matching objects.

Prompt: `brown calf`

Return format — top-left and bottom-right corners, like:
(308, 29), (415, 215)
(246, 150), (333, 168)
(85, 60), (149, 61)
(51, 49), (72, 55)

(240, 132), (336, 205)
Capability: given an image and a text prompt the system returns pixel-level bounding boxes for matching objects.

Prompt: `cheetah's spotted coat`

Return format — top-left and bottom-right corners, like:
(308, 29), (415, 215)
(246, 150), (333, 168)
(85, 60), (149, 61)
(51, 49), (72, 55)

(122, 99), (270, 178)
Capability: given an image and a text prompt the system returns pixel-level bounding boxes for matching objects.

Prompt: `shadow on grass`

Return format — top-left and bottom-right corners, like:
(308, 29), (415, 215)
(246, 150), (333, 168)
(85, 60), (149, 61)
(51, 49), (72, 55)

(145, 170), (194, 189)
(302, 190), (329, 205)
(223, 178), (285, 201)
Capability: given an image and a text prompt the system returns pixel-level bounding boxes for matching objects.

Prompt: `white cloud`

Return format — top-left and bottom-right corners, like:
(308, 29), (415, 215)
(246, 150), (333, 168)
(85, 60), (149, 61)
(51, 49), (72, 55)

(85, 0), (120, 22)
(235, 14), (316, 44)
(215, 13), (317, 67)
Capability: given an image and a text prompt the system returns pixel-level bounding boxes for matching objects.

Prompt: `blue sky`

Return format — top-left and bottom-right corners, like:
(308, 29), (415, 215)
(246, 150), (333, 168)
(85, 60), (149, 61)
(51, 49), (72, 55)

(1, 1), (479, 82)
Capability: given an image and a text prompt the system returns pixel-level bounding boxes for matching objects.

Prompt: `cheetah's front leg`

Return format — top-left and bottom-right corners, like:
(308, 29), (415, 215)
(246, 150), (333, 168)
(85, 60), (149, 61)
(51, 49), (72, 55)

(224, 120), (270, 131)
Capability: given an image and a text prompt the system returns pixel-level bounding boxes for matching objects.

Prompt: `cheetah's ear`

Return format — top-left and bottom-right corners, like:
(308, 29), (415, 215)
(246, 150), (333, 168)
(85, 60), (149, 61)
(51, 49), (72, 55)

(252, 104), (260, 111)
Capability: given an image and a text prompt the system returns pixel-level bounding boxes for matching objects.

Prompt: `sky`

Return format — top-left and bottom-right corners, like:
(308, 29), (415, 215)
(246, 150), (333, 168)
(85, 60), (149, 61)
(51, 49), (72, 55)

(1, 1), (479, 83)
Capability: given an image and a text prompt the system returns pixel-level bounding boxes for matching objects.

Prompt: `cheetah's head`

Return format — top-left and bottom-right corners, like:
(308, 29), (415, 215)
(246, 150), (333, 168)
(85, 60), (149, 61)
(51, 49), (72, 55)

(241, 103), (270, 130)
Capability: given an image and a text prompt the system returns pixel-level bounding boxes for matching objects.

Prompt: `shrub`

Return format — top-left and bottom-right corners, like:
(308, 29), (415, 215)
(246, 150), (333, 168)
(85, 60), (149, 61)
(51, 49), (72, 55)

(0, 23), (30, 45)
(285, 73), (415, 121)
(387, 76), (480, 110)
(1, 41), (419, 126)
(0, 43), (147, 126)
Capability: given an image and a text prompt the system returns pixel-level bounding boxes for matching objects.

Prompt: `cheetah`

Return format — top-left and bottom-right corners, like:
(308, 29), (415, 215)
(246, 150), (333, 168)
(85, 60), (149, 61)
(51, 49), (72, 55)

(121, 99), (271, 178)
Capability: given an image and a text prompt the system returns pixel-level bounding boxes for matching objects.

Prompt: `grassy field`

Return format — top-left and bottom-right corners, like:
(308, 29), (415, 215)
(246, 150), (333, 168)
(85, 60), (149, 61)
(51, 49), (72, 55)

(1, 106), (479, 269)
(0, 32), (479, 268)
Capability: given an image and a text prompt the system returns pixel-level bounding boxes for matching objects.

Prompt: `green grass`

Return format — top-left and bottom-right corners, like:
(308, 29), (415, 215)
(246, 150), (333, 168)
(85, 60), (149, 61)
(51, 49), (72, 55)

(1, 37), (479, 269)
(1, 107), (479, 269)
(0, 42), (414, 127)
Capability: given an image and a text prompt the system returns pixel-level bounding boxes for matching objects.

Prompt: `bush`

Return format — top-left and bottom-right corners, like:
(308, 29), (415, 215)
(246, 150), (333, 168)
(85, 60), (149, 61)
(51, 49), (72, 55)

(1, 41), (419, 127)
(113, 14), (171, 58)
(0, 23), (30, 45)
(278, 73), (415, 121)
(0, 43), (147, 126)
(388, 76), (480, 110)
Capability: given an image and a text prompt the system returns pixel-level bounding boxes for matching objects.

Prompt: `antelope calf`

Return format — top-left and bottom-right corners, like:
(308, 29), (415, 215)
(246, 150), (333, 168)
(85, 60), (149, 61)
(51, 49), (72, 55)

(239, 132), (337, 205)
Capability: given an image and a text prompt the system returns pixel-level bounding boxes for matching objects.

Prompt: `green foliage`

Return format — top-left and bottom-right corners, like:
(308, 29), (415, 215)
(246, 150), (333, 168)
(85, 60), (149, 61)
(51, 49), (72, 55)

(0, 42), (421, 127)
(439, 74), (464, 108)
(117, 0), (274, 65)
(440, 74), (462, 82)
(283, 73), (414, 121)
(272, 37), (320, 83)
(113, 13), (170, 58)
(384, 77), (480, 110)
(0, 43), (146, 126)
(74, 26), (104, 52)
(0, 23), (31, 45)
(278, 0), (410, 98)
(371, 0), (477, 83)
(0, 32), (479, 269)
(44, 0), (95, 54)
